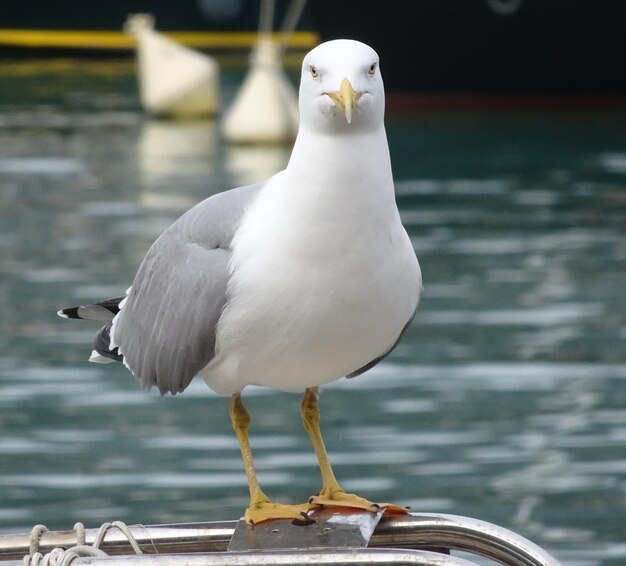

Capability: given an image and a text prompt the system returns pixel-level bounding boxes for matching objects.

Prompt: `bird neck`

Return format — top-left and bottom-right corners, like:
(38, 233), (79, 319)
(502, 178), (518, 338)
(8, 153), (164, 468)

(286, 124), (393, 195)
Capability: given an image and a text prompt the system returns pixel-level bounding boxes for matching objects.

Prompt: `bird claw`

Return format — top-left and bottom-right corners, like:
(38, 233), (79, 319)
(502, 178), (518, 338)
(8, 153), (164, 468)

(291, 511), (316, 526)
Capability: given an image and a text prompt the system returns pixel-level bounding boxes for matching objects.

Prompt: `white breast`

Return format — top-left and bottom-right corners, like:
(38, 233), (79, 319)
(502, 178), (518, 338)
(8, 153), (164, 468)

(202, 162), (421, 395)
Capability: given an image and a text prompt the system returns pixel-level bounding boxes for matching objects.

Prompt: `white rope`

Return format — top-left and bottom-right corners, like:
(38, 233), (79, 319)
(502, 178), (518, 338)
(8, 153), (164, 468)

(29, 525), (48, 556)
(281, 0), (307, 36)
(24, 521), (143, 566)
(92, 522), (143, 556)
(258, 0), (276, 36)
(73, 523), (85, 547)
(278, 0), (308, 55)
(24, 545), (108, 566)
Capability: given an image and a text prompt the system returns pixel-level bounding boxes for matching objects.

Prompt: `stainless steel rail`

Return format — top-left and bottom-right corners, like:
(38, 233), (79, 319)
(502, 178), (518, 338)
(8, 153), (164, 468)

(0, 513), (563, 566)
(4, 548), (483, 566)
(0, 521), (234, 560)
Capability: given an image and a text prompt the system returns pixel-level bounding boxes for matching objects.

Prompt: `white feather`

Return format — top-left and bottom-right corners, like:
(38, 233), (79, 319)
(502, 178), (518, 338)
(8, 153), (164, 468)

(88, 350), (115, 364)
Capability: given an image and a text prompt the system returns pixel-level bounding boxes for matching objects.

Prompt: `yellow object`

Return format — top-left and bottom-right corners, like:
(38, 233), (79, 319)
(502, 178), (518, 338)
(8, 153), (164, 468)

(301, 388), (381, 510)
(229, 393), (310, 525)
(0, 29), (318, 50)
(230, 388), (409, 525)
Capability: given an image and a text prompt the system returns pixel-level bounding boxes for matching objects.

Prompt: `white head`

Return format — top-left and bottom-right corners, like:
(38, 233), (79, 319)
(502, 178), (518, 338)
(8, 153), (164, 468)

(298, 39), (385, 134)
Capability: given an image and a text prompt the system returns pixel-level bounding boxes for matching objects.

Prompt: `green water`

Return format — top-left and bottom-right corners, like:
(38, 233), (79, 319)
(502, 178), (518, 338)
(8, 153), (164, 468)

(1, 60), (626, 565)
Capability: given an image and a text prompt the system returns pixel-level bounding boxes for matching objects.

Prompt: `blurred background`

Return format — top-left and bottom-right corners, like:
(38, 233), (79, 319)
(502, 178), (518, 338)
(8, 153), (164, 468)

(1, 1), (626, 565)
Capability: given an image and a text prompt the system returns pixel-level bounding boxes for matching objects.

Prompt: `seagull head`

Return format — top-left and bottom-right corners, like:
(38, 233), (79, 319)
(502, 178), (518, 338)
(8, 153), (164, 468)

(298, 39), (385, 133)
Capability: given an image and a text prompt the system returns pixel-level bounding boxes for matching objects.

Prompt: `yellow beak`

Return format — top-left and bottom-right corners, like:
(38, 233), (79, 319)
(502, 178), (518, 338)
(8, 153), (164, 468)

(326, 78), (362, 124)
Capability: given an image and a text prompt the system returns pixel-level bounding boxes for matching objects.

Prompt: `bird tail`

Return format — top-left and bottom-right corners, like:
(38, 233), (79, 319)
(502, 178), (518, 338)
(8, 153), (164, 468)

(91, 323), (123, 363)
(58, 295), (126, 364)
(57, 296), (126, 321)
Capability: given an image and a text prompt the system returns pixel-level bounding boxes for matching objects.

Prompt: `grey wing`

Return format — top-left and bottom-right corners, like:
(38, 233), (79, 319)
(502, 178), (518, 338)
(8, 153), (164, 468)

(112, 183), (262, 395)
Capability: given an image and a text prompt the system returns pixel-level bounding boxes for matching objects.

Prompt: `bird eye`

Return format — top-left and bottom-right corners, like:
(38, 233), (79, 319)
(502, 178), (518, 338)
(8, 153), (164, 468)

(309, 65), (319, 78)
(368, 62), (377, 75)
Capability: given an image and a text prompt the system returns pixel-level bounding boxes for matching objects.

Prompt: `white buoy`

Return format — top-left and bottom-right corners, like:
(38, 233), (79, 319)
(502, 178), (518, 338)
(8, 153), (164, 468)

(125, 14), (219, 118)
(222, 37), (299, 144)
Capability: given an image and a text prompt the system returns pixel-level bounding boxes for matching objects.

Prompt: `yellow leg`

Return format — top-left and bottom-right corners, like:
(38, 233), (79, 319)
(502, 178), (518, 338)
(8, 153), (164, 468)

(301, 387), (408, 515)
(230, 393), (310, 525)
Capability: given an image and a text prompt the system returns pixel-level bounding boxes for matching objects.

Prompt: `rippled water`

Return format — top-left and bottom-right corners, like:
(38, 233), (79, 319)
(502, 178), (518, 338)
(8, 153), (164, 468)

(1, 61), (625, 565)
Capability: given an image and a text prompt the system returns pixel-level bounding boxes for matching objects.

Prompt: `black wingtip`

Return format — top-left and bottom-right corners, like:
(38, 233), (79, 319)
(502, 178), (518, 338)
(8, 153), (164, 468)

(57, 306), (82, 319)
(57, 296), (126, 321)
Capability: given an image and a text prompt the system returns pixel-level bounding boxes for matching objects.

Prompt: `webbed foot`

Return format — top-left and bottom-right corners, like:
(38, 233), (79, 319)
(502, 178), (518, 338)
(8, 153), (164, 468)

(308, 488), (409, 516)
(245, 501), (313, 525)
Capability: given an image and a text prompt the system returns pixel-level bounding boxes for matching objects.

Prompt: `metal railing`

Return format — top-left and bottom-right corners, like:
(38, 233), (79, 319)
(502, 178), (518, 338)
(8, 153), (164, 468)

(0, 513), (562, 566)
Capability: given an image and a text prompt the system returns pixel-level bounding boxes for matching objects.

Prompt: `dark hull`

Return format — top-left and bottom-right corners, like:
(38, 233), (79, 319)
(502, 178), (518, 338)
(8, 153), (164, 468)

(309, 0), (626, 94)
(2, 0), (261, 32)
(2, 0), (626, 94)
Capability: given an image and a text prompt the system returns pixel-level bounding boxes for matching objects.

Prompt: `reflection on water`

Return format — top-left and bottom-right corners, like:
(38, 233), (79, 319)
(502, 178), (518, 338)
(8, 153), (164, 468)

(0, 62), (625, 565)
(226, 144), (291, 187)
(137, 119), (219, 210)
(136, 116), (290, 211)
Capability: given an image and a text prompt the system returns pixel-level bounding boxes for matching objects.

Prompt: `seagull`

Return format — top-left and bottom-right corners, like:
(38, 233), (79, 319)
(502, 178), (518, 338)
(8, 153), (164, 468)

(59, 39), (422, 525)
